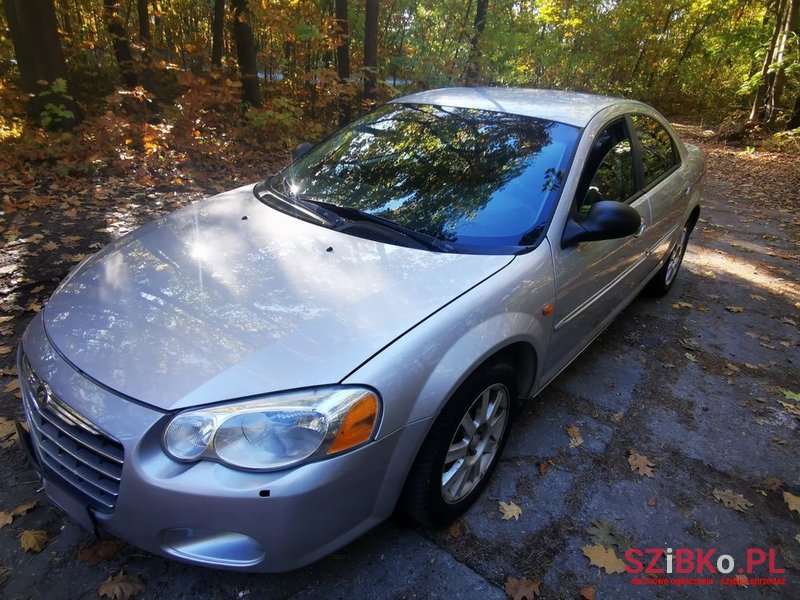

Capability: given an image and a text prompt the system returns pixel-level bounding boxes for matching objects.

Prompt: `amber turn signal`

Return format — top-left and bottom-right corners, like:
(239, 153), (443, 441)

(327, 392), (380, 454)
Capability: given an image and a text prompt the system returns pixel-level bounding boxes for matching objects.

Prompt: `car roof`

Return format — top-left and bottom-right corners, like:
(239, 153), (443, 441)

(392, 87), (631, 127)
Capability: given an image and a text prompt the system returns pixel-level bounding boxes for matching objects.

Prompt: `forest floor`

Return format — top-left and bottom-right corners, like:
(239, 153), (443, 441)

(0, 126), (798, 599)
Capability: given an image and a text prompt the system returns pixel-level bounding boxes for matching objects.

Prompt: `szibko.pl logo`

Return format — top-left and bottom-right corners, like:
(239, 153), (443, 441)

(624, 547), (786, 587)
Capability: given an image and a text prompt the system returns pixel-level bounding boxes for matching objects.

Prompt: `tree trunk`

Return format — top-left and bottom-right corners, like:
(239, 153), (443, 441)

(464, 0), (489, 85)
(137, 0), (149, 41)
(58, 0), (72, 36)
(211, 0), (225, 67)
(767, 0), (799, 124)
(231, 0), (261, 106)
(787, 93), (800, 129)
(104, 0), (138, 87)
(335, 0), (350, 80)
(363, 0), (379, 100)
(2, 0), (80, 128)
(750, 0), (788, 121)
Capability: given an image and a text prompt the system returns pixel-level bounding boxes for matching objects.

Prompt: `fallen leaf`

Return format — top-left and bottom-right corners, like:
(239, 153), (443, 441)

(680, 337), (700, 351)
(3, 380), (20, 393)
(98, 571), (146, 600)
(80, 539), (124, 566)
(504, 576), (540, 600)
(41, 241), (59, 251)
(581, 586), (596, 600)
(587, 519), (633, 551)
(726, 306), (744, 313)
(499, 500), (522, 521)
(795, 534), (800, 546)
(0, 316), (13, 324)
(781, 389), (800, 402)
(566, 424), (583, 448)
(761, 476), (782, 491)
(11, 500), (37, 517)
(672, 301), (693, 309)
(19, 529), (49, 552)
(628, 450), (655, 477)
(0, 346), (12, 356)
(582, 544), (627, 574)
(647, 498), (657, 507)
(750, 294), (766, 301)
(538, 460), (554, 476)
(785, 492), (800, 514)
(685, 352), (696, 362)
(0, 512), (12, 529)
(713, 489), (753, 512)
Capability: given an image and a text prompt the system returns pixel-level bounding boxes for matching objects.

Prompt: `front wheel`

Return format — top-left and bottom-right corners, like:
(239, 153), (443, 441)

(401, 362), (516, 526)
(644, 224), (690, 296)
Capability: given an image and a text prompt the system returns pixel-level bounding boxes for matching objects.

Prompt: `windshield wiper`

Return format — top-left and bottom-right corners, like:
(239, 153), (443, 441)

(308, 200), (453, 253)
(256, 183), (340, 228)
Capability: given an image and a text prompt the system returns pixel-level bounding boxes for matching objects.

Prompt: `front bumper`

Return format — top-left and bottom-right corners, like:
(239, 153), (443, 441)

(19, 314), (430, 572)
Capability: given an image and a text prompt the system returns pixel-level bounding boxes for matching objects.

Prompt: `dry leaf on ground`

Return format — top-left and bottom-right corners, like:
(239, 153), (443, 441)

(582, 544), (627, 574)
(0, 346), (12, 356)
(587, 520), (633, 551)
(566, 424), (583, 448)
(499, 500), (522, 521)
(79, 539), (124, 566)
(0, 512), (12, 529)
(447, 520), (462, 538)
(713, 489), (753, 512)
(98, 571), (146, 600)
(2, 380), (19, 394)
(19, 529), (49, 553)
(504, 576), (540, 600)
(538, 460), (554, 476)
(581, 586), (597, 600)
(761, 476), (782, 491)
(726, 306), (744, 313)
(784, 492), (800, 514)
(11, 500), (37, 517)
(628, 450), (655, 477)
(672, 302), (693, 309)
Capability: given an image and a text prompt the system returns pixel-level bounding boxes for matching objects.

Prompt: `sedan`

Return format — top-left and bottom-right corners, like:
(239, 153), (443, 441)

(17, 87), (704, 572)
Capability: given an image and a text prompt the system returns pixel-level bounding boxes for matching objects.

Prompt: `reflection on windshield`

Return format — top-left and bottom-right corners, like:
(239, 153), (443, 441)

(271, 103), (579, 251)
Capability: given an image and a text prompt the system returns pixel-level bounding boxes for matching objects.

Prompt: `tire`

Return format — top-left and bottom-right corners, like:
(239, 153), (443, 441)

(644, 223), (690, 297)
(401, 361), (517, 527)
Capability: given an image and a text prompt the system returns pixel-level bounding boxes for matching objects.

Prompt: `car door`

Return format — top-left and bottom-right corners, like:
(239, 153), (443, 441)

(629, 113), (686, 269)
(544, 117), (652, 376)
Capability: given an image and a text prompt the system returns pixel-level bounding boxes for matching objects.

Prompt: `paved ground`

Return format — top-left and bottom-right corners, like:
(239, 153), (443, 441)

(0, 132), (798, 599)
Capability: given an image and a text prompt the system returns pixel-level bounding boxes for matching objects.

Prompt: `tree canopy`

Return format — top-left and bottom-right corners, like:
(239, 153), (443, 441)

(0, 0), (798, 176)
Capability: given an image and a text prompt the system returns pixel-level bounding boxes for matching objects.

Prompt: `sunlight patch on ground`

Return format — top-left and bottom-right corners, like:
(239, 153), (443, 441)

(685, 245), (800, 301)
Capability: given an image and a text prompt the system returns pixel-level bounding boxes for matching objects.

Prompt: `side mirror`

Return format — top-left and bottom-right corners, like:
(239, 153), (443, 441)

(562, 200), (641, 248)
(291, 141), (313, 161)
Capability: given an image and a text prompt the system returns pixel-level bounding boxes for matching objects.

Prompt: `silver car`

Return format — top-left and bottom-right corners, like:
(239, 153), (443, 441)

(17, 88), (704, 572)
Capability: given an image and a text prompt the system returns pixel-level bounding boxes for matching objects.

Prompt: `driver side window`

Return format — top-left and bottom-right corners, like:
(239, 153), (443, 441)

(576, 120), (635, 216)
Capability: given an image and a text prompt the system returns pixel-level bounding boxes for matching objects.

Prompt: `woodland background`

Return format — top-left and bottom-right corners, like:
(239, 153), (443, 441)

(1, 0), (799, 193)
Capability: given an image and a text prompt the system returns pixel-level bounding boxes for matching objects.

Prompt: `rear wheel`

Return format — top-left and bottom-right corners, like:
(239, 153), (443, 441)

(644, 223), (689, 296)
(401, 361), (516, 526)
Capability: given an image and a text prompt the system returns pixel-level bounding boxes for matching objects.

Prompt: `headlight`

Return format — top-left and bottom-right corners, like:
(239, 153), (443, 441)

(163, 386), (380, 471)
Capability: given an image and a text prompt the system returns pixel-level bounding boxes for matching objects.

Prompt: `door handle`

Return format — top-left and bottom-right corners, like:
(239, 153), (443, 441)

(634, 221), (646, 238)
(683, 184), (692, 196)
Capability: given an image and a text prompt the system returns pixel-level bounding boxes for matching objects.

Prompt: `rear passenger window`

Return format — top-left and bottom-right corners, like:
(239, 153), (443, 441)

(631, 114), (678, 186)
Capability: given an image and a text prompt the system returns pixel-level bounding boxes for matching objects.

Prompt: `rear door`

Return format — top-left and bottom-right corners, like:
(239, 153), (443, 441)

(544, 117), (652, 376)
(629, 113), (686, 268)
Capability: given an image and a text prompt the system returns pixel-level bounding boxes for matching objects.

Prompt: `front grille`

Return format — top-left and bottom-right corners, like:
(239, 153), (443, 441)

(21, 357), (124, 513)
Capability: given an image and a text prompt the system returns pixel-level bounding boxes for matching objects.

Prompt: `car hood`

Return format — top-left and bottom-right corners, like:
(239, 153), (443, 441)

(42, 184), (512, 410)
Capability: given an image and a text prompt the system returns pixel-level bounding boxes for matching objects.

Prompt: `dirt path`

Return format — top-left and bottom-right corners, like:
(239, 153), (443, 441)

(0, 131), (798, 599)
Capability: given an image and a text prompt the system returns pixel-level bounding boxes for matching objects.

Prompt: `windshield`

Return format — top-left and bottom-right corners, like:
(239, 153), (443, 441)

(269, 103), (580, 253)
